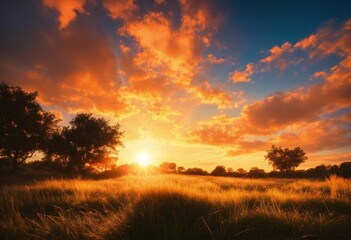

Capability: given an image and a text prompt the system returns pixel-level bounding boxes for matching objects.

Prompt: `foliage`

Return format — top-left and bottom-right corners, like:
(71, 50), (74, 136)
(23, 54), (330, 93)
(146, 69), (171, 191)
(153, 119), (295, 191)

(177, 166), (185, 173)
(0, 82), (58, 168)
(46, 113), (123, 172)
(211, 165), (226, 176)
(159, 162), (177, 173)
(184, 167), (208, 175)
(265, 145), (307, 172)
(248, 167), (266, 178)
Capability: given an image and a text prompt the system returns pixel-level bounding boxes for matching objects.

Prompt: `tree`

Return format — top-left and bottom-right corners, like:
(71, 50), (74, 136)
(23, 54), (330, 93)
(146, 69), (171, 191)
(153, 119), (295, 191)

(265, 145), (307, 172)
(0, 82), (57, 168)
(211, 165), (226, 176)
(184, 167), (208, 175)
(248, 167), (266, 178)
(159, 162), (177, 173)
(177, 166), (185, 173)
(52, 113), (123, 172)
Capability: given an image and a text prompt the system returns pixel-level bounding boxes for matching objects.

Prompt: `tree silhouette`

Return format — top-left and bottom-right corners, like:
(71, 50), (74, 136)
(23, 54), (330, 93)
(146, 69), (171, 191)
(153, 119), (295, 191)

(177, 166), (185, 173)
(211, 165), (226, 176)
(265, 145), (307, 172)
(248, 167), (266, 178)
(51, 113), (123, 172)
(0, 82), (57, 168)
(184, 167), (208, 175)
(159, 162), (177, 173)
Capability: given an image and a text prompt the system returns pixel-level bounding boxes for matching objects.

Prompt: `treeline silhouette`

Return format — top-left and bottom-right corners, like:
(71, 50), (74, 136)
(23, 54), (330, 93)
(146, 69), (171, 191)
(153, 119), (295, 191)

(1, 82), (350, 181)
(93, 161), (351, 179)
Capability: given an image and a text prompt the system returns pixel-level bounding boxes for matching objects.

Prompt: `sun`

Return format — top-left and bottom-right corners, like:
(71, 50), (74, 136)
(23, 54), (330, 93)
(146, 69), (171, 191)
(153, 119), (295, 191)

(136, 151), (151, 167)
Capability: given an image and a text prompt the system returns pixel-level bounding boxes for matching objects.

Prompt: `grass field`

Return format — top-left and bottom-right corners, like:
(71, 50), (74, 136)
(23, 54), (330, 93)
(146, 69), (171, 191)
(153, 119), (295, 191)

(1, 174), (351, 239)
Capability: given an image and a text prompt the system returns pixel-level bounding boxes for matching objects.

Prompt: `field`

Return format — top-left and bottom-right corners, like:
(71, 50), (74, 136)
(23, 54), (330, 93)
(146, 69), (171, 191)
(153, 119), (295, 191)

(1, 175), (351, 240)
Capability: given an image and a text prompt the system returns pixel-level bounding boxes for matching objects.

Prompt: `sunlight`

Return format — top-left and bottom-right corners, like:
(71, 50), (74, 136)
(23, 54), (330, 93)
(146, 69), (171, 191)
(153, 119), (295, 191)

(136, 151), (151, 167)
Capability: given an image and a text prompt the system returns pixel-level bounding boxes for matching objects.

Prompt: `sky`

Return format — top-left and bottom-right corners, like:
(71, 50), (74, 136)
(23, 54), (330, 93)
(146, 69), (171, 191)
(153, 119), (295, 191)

(1, 0), (351, 171)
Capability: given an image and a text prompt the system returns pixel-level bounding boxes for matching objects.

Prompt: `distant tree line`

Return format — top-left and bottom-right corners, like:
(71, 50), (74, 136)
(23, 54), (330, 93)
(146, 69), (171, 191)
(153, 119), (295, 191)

(94, 161), (351, 179)
(206, 162), (351, 179)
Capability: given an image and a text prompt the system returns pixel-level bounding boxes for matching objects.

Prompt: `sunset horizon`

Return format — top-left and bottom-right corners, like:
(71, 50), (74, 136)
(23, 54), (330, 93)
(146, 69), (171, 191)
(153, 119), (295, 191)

(1, 1), (351, 239)
(1, 0), (351, 172)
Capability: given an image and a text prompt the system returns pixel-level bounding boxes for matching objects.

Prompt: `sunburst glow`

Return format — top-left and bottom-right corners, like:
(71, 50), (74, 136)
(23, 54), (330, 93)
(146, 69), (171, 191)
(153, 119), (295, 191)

(136, 151), (151, 167)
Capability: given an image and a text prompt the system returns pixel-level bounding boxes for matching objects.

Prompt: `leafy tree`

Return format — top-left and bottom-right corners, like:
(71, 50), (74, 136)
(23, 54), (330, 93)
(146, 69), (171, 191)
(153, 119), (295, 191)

(177, 166), (185, 173)
(265, 145), (307, 172)
(248, 167), (266, 178)
(236, 168), (247, 174)
(51, 113), (123, 172)
(0, 82), (57, 168)
(184, 167), (208, 175)
(211, 165), (226, 176)
(339, 162), (351, 178)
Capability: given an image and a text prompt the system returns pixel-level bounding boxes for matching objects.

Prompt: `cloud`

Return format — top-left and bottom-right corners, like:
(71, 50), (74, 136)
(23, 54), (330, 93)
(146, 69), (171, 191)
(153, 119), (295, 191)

(121, 9), (236, 109)
(1, 1), (136, 119)
(190, 115), (240, 146)
(230, 63), (254, 83)
(42, 0), (85, 29)
(294, 34), (317, 49)
(310, 71), (327, 80)
(271, 112), (351, 150)
(242, 74), (351, 131)
(207, 54), (225, 64)
(196, 111), (351, 157)
(122, 11), (203, 74)
(188, 80), (234, 109)
(102, 0), (136, 20)
(260, 41), (292, 64)
(227, 140), (268, 157)
(179, 0), (223, 31)
(308, 152), (351, 167)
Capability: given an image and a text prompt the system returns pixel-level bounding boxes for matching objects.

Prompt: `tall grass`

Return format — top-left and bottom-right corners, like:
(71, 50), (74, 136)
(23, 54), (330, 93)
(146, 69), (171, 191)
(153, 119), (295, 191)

(1, 174), (350, 239)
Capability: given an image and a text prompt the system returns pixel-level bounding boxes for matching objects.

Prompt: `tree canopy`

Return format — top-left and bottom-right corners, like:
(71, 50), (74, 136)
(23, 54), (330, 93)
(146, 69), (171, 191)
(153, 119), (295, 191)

(265, 145), (307, 172)
(0, 82), (57, 168)
(211, 165), (226, 176)
(48, 113), (124, 172)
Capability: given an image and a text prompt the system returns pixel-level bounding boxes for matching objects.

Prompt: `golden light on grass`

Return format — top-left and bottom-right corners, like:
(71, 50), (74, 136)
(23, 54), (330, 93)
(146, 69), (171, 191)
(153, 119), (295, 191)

(136, 151), (151, 167)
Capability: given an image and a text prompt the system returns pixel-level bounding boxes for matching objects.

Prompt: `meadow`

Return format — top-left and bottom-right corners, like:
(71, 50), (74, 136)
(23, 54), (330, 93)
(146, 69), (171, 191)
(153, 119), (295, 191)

(1, 174), (351, 239)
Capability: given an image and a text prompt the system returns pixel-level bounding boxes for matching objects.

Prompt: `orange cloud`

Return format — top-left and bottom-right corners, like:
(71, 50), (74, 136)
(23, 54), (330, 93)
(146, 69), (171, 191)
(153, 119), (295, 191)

(270, 116), (351, 153)
(191, 115), (240, 146)
(227, 140), (268, 157)
(207, 54), (225, 64)
(260, 42), (292, 64)
(308, 152), (351, 167)
(196, 111), (351, 157)
(122, 12), (202, 74)
(243, 32), (351, 130)
(42, 0), (85, 29)
(294, 34), (317, 49)
(120, 9), (236, 110)
(102, 0), (136, 20)
(1, 7), (138, 120)
(188, 80), (234, 109)
(179, 0), (223, 31)
(310, 71), (327, 80)
(230, 63), (254, 83)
